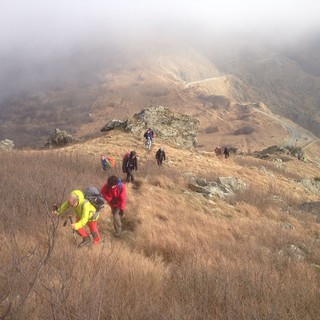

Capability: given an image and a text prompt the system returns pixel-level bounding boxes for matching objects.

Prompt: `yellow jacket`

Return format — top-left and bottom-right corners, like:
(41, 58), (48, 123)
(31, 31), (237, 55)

(57, 190), (98, 230)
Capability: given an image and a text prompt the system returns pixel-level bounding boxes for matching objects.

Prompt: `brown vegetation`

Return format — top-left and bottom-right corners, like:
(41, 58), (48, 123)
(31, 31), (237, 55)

(1, 131), (320, 319)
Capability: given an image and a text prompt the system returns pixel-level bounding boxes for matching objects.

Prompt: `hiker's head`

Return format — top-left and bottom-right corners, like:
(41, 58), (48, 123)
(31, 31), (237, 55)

(68, 193), (79, 207)
(107, 175), (118, 188)
(101, 154), (106, 160)
(160, 147), (164, 151)
(130, 151), (136, 159)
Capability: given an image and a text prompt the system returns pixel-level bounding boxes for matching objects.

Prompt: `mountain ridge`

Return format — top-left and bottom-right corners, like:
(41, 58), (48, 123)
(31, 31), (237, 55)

(1, 39), (319, 151)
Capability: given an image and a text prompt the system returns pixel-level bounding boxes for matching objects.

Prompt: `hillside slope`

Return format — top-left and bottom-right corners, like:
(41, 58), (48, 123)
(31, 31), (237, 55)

(1, 129), (320, 319)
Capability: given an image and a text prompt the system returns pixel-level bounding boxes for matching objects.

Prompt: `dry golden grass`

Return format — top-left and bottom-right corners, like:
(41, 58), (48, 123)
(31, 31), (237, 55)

(1, 131), (320, 319)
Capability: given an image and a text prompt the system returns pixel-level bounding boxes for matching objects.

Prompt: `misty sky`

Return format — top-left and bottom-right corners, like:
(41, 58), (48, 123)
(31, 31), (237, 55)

(1, 0), (320, 99)
(2, 0), (320, 50)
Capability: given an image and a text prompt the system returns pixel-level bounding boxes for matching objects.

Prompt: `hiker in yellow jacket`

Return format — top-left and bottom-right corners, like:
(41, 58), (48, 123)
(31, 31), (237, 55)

(53, 190), (101, 247)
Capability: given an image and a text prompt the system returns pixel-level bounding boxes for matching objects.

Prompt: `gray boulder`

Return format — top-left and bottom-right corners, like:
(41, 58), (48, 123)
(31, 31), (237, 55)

(0, 139), (14, 150)
(187, 175), (248, 199)
(46, 128), (79, 148)
(101, 119), (128, 132)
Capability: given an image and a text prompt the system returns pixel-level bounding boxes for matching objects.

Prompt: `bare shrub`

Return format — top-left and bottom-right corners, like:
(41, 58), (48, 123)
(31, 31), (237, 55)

(234, 156), (303, 180)
(137, 158), (185, 189)
(234, 126), (254, 135)
(228, 183), (275, 210)
(143, 88), (169, 97)
(204, 126), (219, 134)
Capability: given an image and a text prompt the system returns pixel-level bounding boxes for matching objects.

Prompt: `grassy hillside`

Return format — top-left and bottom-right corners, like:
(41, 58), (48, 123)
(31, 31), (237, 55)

(1, 130), (320, 319)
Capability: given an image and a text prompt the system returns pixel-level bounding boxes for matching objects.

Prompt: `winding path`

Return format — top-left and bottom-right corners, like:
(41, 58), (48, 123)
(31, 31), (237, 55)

(252, 107), (319, 148)
(185, 77), (319, 149)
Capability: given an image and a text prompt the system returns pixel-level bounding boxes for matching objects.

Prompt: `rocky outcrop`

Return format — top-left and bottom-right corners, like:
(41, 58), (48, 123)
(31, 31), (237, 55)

(187, 175), (248, 199)
(0, 139), (14, 150)
(101, 105), (199, 148)
(101, 119), (128, 132)
(297, 178), (320, 194)
(45, 128), (79, 148)
(254, 145), (306, 161)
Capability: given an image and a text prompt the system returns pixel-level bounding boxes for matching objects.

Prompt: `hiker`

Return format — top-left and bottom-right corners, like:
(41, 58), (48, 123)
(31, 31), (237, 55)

(52, 190), (101, 247)
(155, 147), (166, 166)
(144, 128), (154, 142)
(101, 154), (115, 172)
(101, 154), (108, 171)
(122, 151), (138, 182)
(224, 147), (230, 159)
(101, 175), (127, 237)
(214, 146), (222, 156)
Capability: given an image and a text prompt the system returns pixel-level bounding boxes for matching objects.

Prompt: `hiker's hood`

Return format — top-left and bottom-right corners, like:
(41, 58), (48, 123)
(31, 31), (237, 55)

(70, 190), (85, 206)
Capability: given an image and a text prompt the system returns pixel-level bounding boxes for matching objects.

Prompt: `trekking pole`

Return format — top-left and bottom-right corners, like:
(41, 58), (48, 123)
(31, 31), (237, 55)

(63, 215), (77, 244)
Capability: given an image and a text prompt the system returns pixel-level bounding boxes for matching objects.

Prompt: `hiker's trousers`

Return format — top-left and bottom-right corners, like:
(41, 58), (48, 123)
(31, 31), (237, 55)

(76, 218), (100, 245)
(111, 207), (122, 233)
(125, 169), (135, 182)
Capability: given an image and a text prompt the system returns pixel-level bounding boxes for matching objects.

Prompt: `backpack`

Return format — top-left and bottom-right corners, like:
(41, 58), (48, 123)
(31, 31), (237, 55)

(123, 152), (130, 160)
(106, 156), (115, 168)
(83, 186), (105, 212)
(117, 178), (123, 193)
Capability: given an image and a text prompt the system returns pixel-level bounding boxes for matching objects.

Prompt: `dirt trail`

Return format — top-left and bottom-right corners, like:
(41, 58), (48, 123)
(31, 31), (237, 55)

(252, 107), (319, 148)
(185, 77), (221, 88)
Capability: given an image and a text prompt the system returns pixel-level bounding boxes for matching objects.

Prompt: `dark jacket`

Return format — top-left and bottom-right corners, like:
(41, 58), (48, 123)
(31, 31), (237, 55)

(101, 158), (107, 171)
(122, 154), (138, 173)
(144, 130), (154, 140)
(156, 149), (166, 161)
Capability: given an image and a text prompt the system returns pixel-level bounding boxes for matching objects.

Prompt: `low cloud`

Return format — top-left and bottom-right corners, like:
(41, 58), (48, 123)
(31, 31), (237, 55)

(1, 0), (319, 100)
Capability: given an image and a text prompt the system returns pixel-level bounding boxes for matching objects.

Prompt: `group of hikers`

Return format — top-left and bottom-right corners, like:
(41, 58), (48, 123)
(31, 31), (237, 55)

(52, 174), (127, 247)
(51, 128), (166, 248)
(214, 146), (230, 159)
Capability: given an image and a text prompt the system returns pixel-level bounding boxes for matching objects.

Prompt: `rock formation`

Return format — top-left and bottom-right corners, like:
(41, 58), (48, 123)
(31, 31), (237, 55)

(101, 105), (199, 148)
(45, 128), (79, 148)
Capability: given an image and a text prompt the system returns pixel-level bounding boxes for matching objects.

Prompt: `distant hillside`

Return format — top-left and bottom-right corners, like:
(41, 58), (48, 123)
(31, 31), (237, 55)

(1, 38), (319, 149)
(215, 46), (320, 137)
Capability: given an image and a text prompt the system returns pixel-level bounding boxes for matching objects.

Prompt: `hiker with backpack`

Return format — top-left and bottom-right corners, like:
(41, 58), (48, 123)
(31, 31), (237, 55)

(100, 154), (115, 172)
(144, 128), (154, 141)
(214, 146), (222, 156)
(122, 151), (138, 183)
(101, 154), (108, 171)
(52, 190), (101, 247)
(101, 175), (127, 237)
(144, 128), (154, 150)
(155, 147), (166, 166)
(224, 147), (230, 159)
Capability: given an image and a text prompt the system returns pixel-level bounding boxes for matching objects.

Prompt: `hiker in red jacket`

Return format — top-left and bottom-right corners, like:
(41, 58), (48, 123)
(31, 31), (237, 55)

(101, 175), (127, 237)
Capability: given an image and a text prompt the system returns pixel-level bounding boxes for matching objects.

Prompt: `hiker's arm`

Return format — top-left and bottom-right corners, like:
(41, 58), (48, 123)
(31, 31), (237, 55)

(55, 201), (70, 216)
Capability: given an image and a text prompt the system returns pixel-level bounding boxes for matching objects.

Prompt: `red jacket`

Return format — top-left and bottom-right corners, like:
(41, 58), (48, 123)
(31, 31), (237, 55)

(101, 182), (126, 210)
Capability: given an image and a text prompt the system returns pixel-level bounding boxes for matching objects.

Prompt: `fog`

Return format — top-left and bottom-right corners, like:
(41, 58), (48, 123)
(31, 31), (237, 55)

(1, 0), (320, 100)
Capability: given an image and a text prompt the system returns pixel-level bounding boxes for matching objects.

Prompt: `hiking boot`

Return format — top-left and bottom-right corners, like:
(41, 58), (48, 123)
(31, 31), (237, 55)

(78, 236), (91, 247)
(114, 230), (128, 237)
